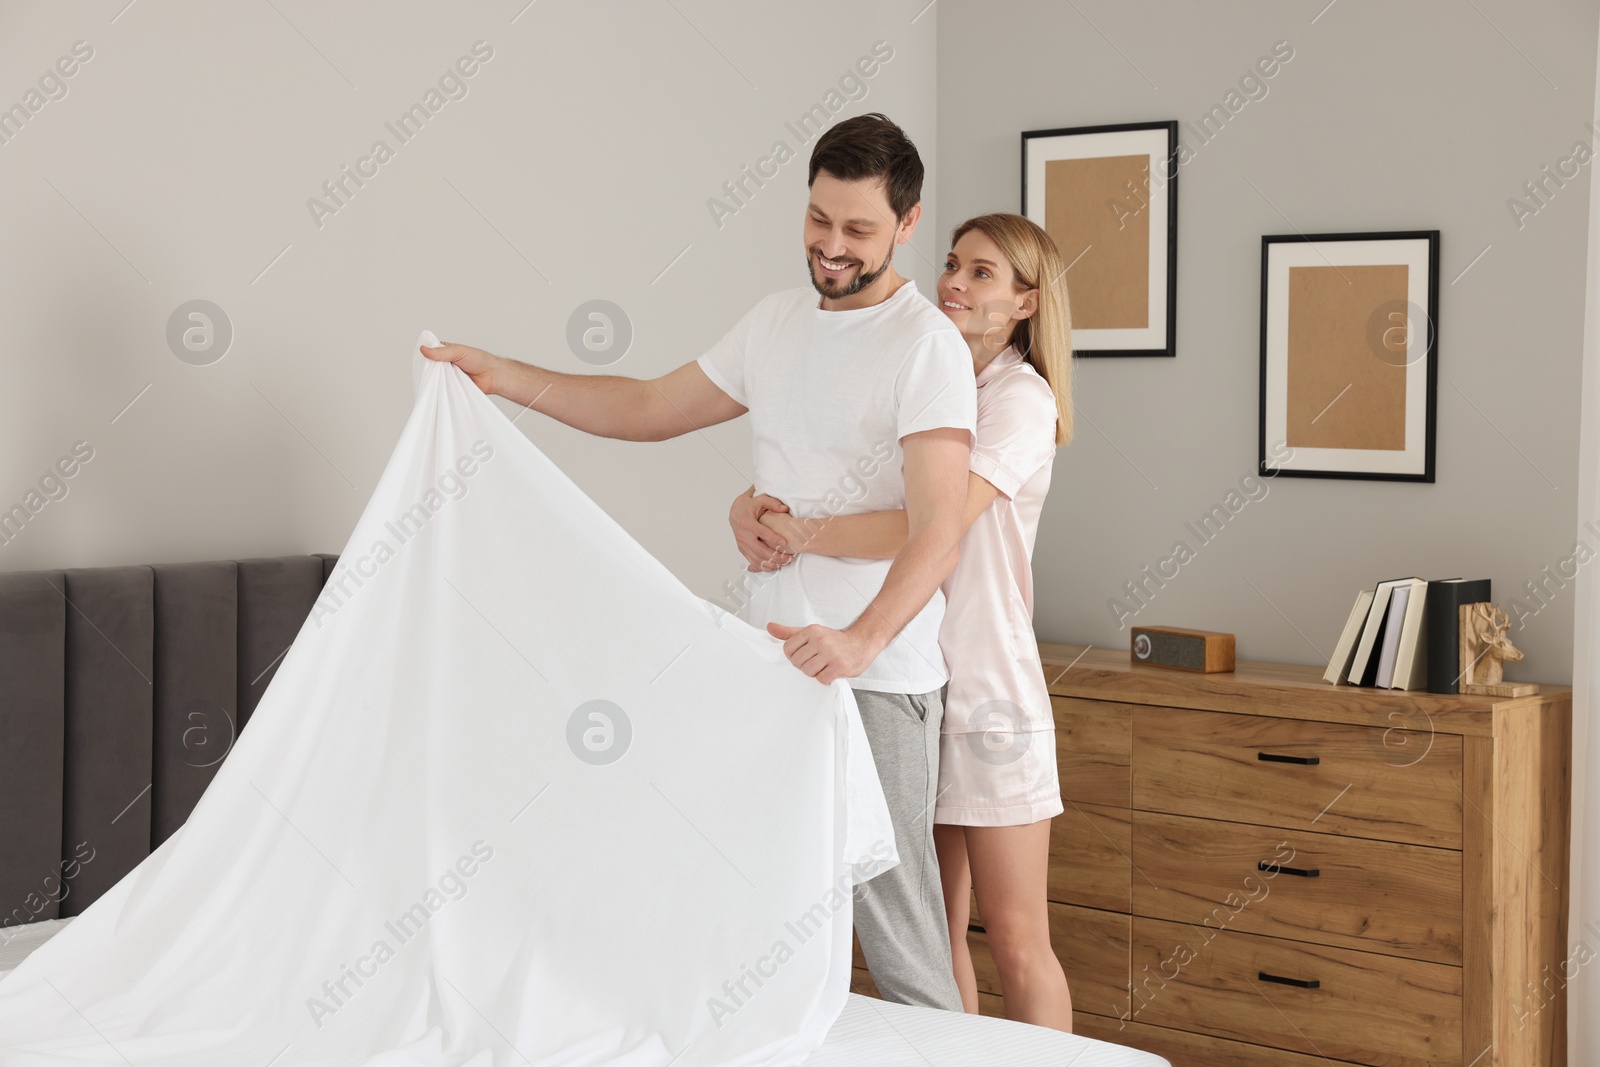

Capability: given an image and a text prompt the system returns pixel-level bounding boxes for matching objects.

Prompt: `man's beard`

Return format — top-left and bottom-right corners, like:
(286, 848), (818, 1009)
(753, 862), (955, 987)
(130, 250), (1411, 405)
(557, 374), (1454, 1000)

(807, 241), (894, 300)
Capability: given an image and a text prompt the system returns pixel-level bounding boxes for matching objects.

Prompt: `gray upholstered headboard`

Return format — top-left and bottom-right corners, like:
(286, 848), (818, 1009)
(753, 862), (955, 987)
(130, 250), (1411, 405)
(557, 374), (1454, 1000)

(0, 554), (339, 928)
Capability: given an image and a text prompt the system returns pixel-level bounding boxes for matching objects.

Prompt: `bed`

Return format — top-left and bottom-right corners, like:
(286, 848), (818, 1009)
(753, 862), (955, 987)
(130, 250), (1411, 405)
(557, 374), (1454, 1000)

(0, 918), (1161, 1066)
(0, 556), (1166, 1066)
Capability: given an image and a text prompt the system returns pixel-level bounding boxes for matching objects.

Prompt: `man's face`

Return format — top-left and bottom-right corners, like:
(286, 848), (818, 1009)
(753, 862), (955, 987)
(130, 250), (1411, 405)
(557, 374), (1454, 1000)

(803, 170), (903, 300)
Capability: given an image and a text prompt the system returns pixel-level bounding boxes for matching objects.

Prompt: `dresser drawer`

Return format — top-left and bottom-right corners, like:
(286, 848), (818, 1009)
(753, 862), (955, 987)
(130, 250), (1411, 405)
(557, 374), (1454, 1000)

(1048, 801), (1131, 911)
(1132, 811), (1462, 964)
(1132, 706), (1464, 848)
(1132, 917), (1462, 1066)
(1053, 697), (1131, 806)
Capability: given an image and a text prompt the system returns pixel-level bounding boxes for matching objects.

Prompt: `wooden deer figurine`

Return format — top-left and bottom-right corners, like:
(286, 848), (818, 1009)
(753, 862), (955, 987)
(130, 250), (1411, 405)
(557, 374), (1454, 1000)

(1459, 602), (1539, 697)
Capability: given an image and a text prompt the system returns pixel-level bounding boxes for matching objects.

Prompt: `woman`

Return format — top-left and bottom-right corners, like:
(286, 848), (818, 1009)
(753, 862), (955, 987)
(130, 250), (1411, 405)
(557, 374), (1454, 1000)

(727, 213), (1075, 1029)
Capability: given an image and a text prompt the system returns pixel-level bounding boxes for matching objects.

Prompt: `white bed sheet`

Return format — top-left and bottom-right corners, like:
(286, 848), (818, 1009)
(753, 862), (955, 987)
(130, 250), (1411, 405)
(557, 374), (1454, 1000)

(805, 994), (1167, 1066)
(0, 920), (1165, 1067)
(0, 336), (895, 1066)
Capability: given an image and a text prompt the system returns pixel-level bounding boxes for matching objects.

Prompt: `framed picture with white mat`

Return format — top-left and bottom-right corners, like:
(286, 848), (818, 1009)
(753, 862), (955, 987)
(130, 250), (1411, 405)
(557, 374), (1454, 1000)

(1259, 230), (1439, 481)
(1021, 121), (1178, 358)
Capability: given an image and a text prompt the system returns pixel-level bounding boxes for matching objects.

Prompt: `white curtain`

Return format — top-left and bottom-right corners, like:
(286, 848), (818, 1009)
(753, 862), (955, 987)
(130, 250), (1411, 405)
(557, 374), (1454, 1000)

(1568, 14), (1600, 1062)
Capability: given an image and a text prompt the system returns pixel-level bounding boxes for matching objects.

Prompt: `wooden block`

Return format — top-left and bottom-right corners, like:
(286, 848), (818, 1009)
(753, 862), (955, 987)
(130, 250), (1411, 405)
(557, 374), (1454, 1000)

(1462, 681), (1540, 697)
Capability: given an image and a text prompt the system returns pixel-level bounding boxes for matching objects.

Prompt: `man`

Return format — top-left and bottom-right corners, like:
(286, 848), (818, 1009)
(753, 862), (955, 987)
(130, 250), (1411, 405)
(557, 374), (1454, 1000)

(422, 112), (973, 1012)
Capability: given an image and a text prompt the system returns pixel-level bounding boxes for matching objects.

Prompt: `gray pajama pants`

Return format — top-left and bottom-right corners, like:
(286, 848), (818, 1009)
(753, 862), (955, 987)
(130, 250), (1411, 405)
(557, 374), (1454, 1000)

(850, 686), (964, 1013)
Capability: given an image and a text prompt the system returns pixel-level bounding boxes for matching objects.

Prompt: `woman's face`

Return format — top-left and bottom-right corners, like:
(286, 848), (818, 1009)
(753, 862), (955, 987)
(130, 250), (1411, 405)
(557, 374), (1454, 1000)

(936, 229), (1035, 349)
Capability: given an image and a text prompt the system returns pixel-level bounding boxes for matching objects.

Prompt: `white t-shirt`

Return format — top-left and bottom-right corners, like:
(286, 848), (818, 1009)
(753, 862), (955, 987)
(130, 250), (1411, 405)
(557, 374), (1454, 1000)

(697, 277), (978, 694)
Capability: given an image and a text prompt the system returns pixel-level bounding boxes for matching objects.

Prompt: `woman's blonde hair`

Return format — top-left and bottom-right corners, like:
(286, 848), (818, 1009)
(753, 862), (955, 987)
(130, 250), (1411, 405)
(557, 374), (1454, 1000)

(948, 213), (1074, 445)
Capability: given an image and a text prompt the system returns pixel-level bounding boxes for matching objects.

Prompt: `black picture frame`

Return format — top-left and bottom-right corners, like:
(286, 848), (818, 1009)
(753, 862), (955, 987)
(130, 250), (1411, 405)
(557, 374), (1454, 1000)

(1258, 230), (1440, 483)
(1021, 120), (1178, 358)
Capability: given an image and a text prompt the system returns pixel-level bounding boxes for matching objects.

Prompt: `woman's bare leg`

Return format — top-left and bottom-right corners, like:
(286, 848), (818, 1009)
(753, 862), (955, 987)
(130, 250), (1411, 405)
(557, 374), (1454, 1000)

(933, 823), (980, 1013)
(966, 819), (1072, 1030)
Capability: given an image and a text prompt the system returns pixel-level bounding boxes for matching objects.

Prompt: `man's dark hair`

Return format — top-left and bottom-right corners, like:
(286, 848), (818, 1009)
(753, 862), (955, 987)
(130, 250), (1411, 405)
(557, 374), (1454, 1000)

(807, 113), (924, 223)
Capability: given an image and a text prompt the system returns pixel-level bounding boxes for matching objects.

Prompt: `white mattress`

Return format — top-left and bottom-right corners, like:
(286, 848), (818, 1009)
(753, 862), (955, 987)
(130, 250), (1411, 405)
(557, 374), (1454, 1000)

(0, 918), (72, 978)
(0, 919), (1165, 1065)
(803, 993), (1167, 1065)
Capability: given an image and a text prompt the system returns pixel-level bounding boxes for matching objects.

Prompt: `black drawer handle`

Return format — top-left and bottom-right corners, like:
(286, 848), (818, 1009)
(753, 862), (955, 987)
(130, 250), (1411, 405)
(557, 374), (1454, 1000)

(1258, 860), (1320, 878)
(1257, 752), (1319, 765)
(1259, 971), (1320, 989)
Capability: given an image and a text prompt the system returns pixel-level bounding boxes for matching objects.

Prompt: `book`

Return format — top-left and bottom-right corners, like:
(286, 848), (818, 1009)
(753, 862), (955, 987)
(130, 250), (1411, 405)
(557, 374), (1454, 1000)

(1358, 601), (1395, 686)
(1374, 585), (1410, 688)
(1389, 579), (1431, 690)
(1346, 578), (1417, 685)
(1324, 589), (1375, 685)
(1426, 578), (1492, 693)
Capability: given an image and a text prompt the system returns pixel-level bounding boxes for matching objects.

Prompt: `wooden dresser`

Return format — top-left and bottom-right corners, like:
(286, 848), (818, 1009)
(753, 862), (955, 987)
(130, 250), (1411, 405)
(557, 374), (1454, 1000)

(851, 642), (1572, 1066)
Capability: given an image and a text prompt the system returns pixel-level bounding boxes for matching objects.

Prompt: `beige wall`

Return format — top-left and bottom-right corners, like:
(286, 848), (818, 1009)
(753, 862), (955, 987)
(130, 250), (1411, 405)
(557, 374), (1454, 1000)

(0, 0), (937, 609)
(937, 0), (1599, 681)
